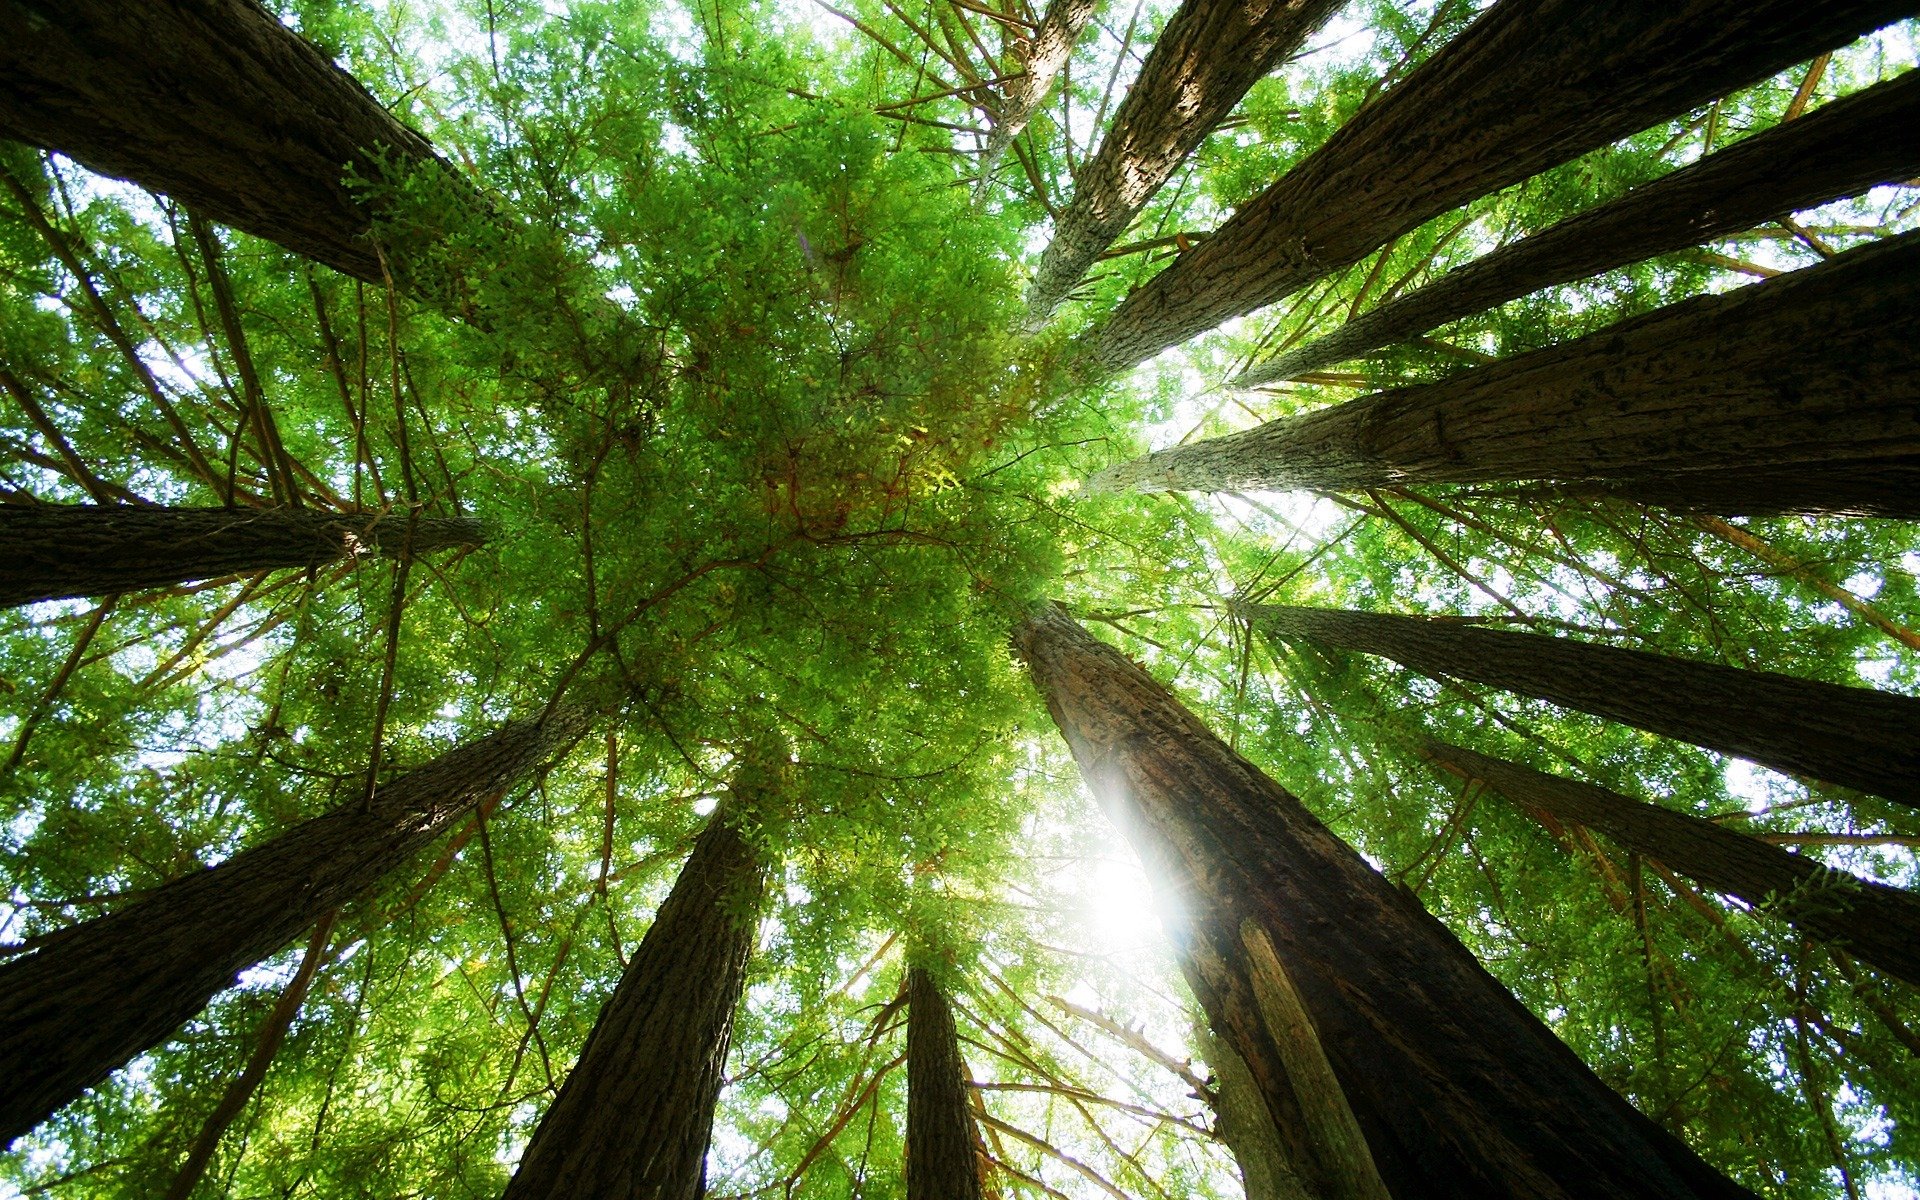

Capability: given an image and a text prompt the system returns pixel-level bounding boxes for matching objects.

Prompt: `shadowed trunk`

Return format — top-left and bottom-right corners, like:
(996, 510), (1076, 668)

(502, 806), (768, 1200)
(1237, 71), (1920, 385)
(1251, 605), (1920, 808)
(1015, 605), (1755, 1199)
(1091, 232), (1920, 519)
(1551, 460), (1920, 521)
(1082, 0), (1918, 372)
(1421, 739), (1920, 989)
(906, 965), (986, 1200)
(0, 505), (488, 609)
(0, 0), (472, 284)
(975, 0), (1099, 199)
(0, 704), (589, 1146)
(1201, 1028), (1314, 1200)
(1024, 0), (1349, 321)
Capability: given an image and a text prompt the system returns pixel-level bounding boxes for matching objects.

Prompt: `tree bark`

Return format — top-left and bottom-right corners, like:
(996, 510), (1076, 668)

(1421, 738), (1920, 989)
(0, 0), (465, 283)
(1082, 0), (1919, 373)
(1015, 605), (1756, 1199)
(0, 703), (589, 1146)
(1024, 0), (1348, 321)
(906, 965), (987, 1200)
(0, 505), (488, 609)
(1251, 605), (1920, 808)
(1236, 71), (1920, 385)
(1200, 1028), (1315, 1200)
(502, 806), (768, 1200)
(1090, 231), (1920, 519)
(975, 0), (1099, 200)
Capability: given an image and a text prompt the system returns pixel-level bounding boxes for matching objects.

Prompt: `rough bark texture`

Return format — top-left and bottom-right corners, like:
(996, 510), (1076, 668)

(1091, 232), (1920, 519)
(1253, 605), (1920, 808)
(1201, 1028), (1314, 1200)
(1552, 460), (1920, 522)
(1015, 605), (1755, 1200)
(0, 705), (588, 1145)
(1423, 740), (1920, 988)
(502, 808), (767, 1200)
(975, 0), (1099, 198)
(0, 505), (488, 609)
(0, 0), (458, 282)
(1083, 0), (1920, 372)
(1024, 0), (1348, 321)
(906, 966), (987, 1200)
(1237, 70), (1920, 384)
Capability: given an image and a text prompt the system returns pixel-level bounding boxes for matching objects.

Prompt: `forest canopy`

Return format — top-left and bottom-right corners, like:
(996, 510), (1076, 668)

(0, 0), (1916, 1197)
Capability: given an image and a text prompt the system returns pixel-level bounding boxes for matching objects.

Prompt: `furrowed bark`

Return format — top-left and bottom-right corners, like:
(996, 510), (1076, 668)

(1082, 0), (1920, 372)
(1252, 605), (1920, 808)
(906, 965), (987, 1200)
(0, 704), (589, 1145)
(1015, 605), (1755, 1199)
(975, 0), (1099, 199)
(1236, 70), (1920, 385)
(0, 505), (488, 609)
(1091, 232), (1920, 519)
(0, 0), (465, 283)
(502, 805), (768, 1200)
(1200, 1028), (1315, 1200)
(1421, 739), (1920, 989)
(1024, 0), (1349, 321)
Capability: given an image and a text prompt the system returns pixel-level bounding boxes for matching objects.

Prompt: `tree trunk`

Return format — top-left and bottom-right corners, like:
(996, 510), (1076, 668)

(1200, 1028), (1315, 1200)
(1014, 605), (1755, 1199)
(1250, 605), (1920, 808)
(975, 0), (1099, 199)
(0, 0), (464, 284)
(1236, 70), (1920, 385)
(1024, 0), (1348, 322)
(0, 703), (589, 1146)
(1090, 231), (1920, 520)
(1082, 0), (1919, 373)
(1420, 739), (1920, 989)
(906, 965), (986, 1200)
(502, 806), (768, 1200)
(1551, 459), (1920, 522)
(0, 505), (488, 609)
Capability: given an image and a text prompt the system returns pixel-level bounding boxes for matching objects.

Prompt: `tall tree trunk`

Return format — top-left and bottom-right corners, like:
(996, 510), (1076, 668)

(1200, 1028), (1315, 1200)
(1081, 0), (1918, 373)
(1250, 605), (1920, 808)
(1090, 232), (1920, 519)
(1420, 738), (1920, 989)
(975, 0), (1099, 200)
(1552, 459), (1920, 522)
(1024, 0), (1349, 321)
(1236, 70), (1920, 385)
(0, 0), (467, 284)
(1014, 605), (1755, 1199)
(502, 805), (768, 1200)
(0, 505), (488, 609)
(0, 703), (589, 1145)
(906, 965), (986, 1200)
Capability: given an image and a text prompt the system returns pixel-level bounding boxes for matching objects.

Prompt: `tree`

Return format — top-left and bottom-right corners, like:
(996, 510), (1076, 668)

(1248, 604), (1920, 808)
(1419, 737), (1920, 989)
(906, 963), (987, 1200)
(1023, 0), (1349, 321)
(1015, 603), (1756, 1199)
(1092, 232), (1920, 520)
(0, 702), (588, 1145)
(0, 505), (486, 609)
(502, 798), (769, 1200)
(1234, 69), (1920, 385)
(975, 0), (1100, 200)
(1080, 0), (1918, 372)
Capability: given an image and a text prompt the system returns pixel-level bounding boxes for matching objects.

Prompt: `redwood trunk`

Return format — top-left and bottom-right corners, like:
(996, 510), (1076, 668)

(906, 965), (986, 1200)
(1237, 71), (1920, 385)
(1422, 739), (1920, 989)
(502, 808), (767, 1200)
(0, 0), (461, 283)
(1015, 605), (1754, 1199)
(1084, 0), (1918, 372)
(1024, 0), (1348, 320)
(0, 704), (588, 1145)
(1091, 232), (1920, 519)
(0, 505), (488, 608)
(1251, 605), (1920, 808)
(976, 0), (1099, 197)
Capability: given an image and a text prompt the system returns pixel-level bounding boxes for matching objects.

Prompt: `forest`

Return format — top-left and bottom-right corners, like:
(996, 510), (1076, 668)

(0, 0), (1916, 1196)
